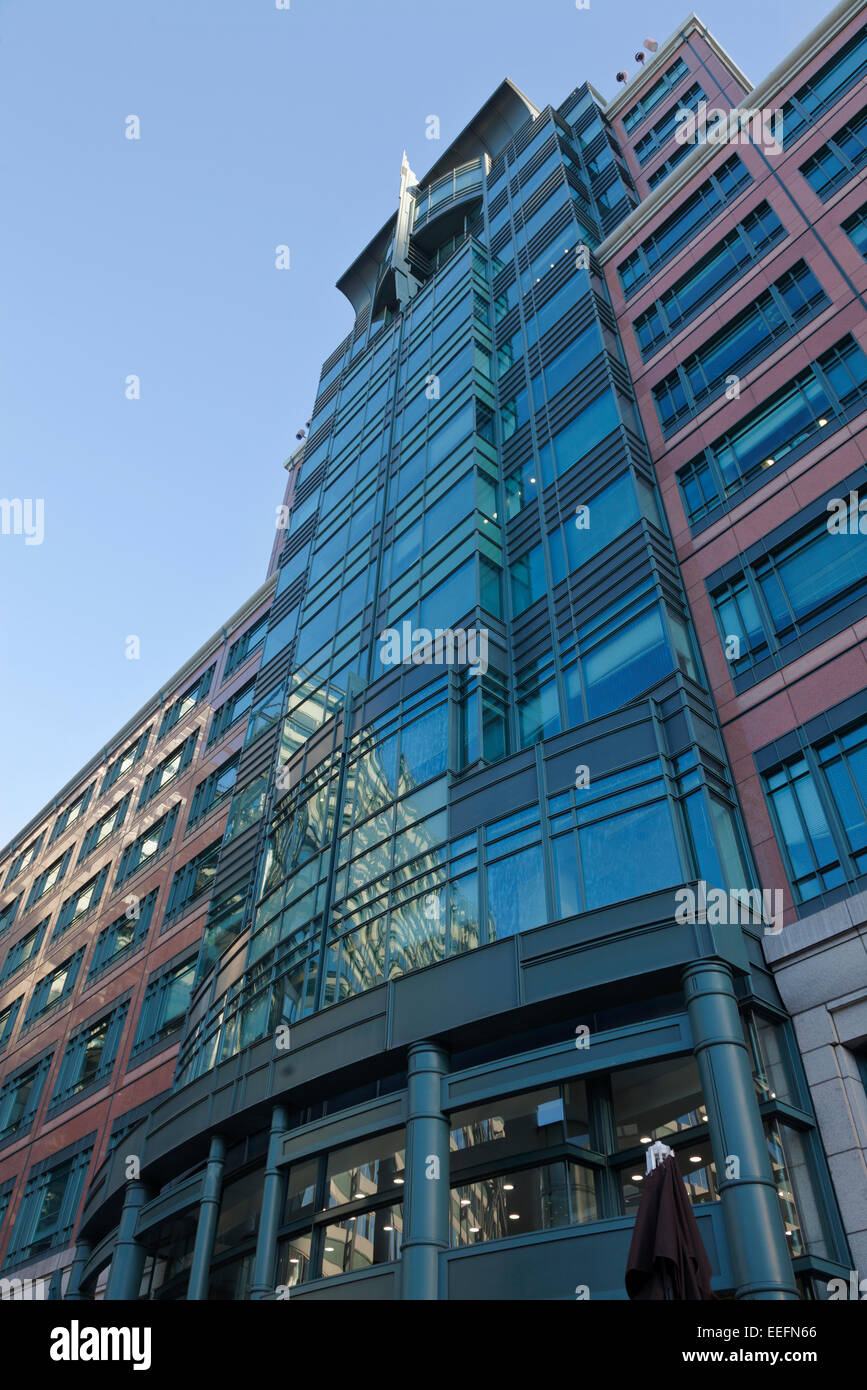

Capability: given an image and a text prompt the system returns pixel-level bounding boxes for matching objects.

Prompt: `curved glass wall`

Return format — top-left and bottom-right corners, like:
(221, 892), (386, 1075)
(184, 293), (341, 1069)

(136, 1013), (840, 1297)
(413, 160), (485, 228)
(177, 103), (764, 1089)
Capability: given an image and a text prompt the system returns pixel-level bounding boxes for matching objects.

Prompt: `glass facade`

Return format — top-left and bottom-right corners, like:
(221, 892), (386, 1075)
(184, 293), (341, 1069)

(169, 70), (801, 1102)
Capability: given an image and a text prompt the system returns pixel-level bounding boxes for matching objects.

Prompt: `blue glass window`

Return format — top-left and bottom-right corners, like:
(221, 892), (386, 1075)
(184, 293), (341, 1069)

(712, 505), (867, 673)
(677, 336), (867, 522)
(5, 834), (43, 887)
(622, 58), (690, 133)
(542, 324), (603, 400)
(50, 785), (94, 843)
(224, 613), (269, 679)
(516, 653), (560, 748)
(0, 894), (22, 938)
(800, 106), (867, 199)
(26, 848), (73, 910)
(261, 605), (301, 667)
(54, 864), (111, 939)
(757, 515), (867, 643)
(819, 721), (867, 877)
(634, 84), (706, 166)
(24, 950), (84, 1028)
(164, 841), (221, 923)
(563, 583), (679, 724)
(485, 806), (546, 938)
(50, 1000), (130, 1108)
(208, 680), (256, 746)
(580, 603), (670, 720)
(710, 577), (768, 674)
(139, 732), (197, 808)
(653, 263), (827, 432)
(618, 155), (751, 295)
(4, 1146), (93, 1263)
(101, 728), (150, 796)
(528, 274), (592, 345)
(550, 761), (681, 915)
(781, 22), (867, 145)
(158, 665), (215, 741)
(80, 792), (131, 859)
(633, 203), (785, 356)
(646, 143), (693, 188)
(549, 472), (641, 584)
(842, 202), (867, 258)
(131, 954), (197, 1057)
(87, 890), (157, 980)
(0, 919), (48, 983)
(114, 806), (179, 888)
(510, 543), (547, 616)
(0, 1057), (50, 1144)
(765, 758), (844, 902)
(541, 391), (620, 480)
(0, 999), (21, 1052)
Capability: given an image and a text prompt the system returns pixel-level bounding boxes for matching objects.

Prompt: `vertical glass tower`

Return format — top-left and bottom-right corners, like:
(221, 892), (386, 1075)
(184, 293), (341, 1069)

(179, 81), (748, 1066)
(64, 14), (864, 1300)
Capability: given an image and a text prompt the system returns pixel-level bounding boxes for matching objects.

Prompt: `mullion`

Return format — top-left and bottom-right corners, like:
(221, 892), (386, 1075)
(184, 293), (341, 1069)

(809, 742), (865, 887)
(766, 762), (827, 897)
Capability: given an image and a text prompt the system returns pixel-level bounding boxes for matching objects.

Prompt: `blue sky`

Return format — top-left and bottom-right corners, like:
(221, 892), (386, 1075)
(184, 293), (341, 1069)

(0, 0), (823, 847)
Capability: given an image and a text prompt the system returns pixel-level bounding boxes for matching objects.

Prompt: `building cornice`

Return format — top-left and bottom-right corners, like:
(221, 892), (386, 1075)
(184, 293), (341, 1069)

(596, 0), (865, 264)
(600, 12), (752, 119)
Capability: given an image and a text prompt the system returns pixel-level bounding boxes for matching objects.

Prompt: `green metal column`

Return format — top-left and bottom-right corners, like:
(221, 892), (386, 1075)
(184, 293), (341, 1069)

(105, 1180), (149, 1301)
(683, 960), (799, 1300)
(186, 1134), (227, 1301)
(250, 1105), (288, 1300)
(63, 1240), (92, 1300)
(401, 1041), (450, 1300)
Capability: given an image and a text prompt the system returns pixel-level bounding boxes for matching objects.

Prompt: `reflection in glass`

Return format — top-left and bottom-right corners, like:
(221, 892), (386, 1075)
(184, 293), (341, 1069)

(450, 1162), (597, 1246)
(326, 1132), (406, 1208)
(275, 1233), (313, 1289)
(613, 1055), (707, 1147)
(321, 1204), (403, 1277)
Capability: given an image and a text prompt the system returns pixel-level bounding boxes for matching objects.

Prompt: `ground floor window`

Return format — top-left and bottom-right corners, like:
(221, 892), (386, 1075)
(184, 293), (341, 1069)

(451, 1161), (597, 1246)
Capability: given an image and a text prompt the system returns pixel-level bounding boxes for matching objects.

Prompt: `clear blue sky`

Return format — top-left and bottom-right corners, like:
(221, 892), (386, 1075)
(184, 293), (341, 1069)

(0, 0), (822, 848)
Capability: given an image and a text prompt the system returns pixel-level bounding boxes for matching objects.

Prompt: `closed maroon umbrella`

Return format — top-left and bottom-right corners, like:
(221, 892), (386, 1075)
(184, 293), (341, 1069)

(625, 1154), (717, 1300)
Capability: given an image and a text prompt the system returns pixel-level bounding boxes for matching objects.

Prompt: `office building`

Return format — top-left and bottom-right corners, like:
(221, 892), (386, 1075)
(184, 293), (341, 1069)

(1, 3), (865, 1301)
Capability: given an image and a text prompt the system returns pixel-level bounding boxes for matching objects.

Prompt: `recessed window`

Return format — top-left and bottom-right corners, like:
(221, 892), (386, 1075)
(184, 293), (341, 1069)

(763, 715), (867, 903)
(800, 105), (867, 200)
